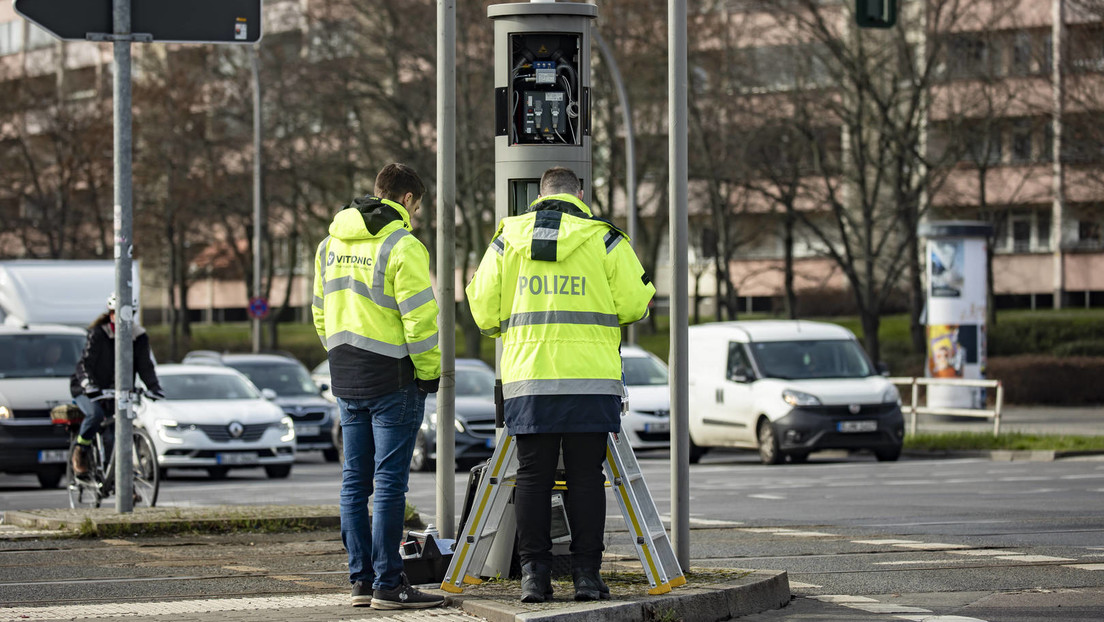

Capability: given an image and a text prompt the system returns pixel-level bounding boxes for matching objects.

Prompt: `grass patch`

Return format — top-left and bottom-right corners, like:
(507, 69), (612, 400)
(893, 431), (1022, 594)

(905, 432), (1104, 452)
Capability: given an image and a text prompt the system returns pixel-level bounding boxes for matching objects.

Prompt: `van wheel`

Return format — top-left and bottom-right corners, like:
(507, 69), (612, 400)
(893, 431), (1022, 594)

(757, 419), (783, 465)
(688, 437), (708, 464)
(875, 445), (902, 462)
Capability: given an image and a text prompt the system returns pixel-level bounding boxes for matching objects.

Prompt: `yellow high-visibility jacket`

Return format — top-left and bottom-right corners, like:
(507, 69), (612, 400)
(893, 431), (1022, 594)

(313, 196), (440, 399)
(465, 193), (655, 434)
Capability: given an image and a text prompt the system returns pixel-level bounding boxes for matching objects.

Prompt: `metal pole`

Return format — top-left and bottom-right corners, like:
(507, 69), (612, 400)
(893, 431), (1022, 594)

(251, 44), (264, 352)
(594, 32), (638, 345)
(113, 0), (135, 514)
(1051, 0), (1065, 309)
(668, 0), (690, 569)
(435, 0), (457, 540)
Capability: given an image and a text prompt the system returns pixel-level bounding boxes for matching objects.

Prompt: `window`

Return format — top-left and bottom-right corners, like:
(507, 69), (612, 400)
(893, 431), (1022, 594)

(0, 21), (23, 56)
(1011, 218), (1031, 252)
(1079, 219), (1102, 247)
(1010, 32), (1033, 75)
(26, 24), (53, 51)
(726, 342), (753, 382)
(1011, 120), (1033, 163)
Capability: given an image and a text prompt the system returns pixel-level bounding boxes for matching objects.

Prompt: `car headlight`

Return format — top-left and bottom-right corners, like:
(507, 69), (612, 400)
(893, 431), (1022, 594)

(426, 412), (465, 433)
(0, 405), (11, 419)
(156, 419), (184, 444)
(280, 416), (296, 442)
(882, 385), (901, 405)
(782, 389), (821, 407)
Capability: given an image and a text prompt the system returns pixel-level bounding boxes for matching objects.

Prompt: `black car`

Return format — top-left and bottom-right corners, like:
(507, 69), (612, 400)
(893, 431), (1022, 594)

(183, 352), (340, 462)
(328, 359), (498, 471)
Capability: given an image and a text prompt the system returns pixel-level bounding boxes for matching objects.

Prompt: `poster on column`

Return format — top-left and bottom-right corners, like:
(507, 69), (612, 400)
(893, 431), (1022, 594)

(926, 235), (988, 409)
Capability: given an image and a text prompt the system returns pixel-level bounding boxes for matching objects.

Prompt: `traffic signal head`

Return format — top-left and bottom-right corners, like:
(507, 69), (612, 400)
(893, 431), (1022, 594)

(856, 0), (897, 28)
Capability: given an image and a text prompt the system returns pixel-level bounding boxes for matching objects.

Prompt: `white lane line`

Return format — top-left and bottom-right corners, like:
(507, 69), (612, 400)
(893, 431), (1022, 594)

(849, 603), (932, 613)
(852, 539), (921, 545)
(995, 554), (1076, 562)
(0, 595), (480, 622)
(810, 595), (879, 603)
(894, 543), (974, 551)
(1065, 563), (1104, 570)
(895, 616), (990, 621)
(874, 559), (971, 566)
(748, 493), (787, 500)
(789, 581), (822, 588)
(948, 549), (1021, 556)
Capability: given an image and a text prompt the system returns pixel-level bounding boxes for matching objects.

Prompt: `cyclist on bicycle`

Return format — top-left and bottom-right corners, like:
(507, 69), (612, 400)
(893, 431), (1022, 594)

(69, 293), (164, 476)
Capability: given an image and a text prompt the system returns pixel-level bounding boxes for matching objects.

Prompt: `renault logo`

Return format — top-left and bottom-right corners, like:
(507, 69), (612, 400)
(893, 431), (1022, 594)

(228, 421), (245, 438)
(848, 404), (861, 415)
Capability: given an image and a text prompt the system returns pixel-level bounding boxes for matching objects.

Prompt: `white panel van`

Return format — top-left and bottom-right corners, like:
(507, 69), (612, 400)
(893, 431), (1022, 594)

(688, 321), (904, 465)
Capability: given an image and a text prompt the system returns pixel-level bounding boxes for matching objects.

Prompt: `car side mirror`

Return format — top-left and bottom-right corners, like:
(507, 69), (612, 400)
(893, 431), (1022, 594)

(261, 388), (278, 400)
(877, 362), (890, 377)
(729, 366), (754, 383)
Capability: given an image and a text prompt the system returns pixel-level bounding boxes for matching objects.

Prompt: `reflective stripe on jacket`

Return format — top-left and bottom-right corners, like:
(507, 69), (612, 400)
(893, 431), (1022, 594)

(465, 193), (655, 434)
(312, 197), (440, 399)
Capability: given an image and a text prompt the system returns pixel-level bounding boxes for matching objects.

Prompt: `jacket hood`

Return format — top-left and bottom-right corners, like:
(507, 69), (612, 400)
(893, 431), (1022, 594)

(498, 194), (618, 262)
(329, 196), (412, 240)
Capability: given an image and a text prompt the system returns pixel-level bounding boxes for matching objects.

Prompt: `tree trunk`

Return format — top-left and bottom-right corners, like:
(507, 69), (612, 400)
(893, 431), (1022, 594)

(907, 232), (925, 354)
(860, 308), (882, 366)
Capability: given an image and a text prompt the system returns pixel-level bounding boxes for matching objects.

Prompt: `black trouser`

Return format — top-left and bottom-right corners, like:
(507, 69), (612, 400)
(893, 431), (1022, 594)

(514, 432), (607, 569)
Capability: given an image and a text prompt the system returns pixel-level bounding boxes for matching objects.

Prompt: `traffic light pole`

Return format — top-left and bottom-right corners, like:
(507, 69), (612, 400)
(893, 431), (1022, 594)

(112, 0), (136, 514)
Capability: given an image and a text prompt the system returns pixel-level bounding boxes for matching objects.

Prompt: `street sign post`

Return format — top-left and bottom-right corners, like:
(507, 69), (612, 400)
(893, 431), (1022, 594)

(13, 0), (262, 43)
(11, 0), (263, 513)
(248, 297), (269, 321)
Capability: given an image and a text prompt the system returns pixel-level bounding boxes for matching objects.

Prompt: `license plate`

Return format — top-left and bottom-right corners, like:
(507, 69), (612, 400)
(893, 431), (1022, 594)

(217, 452), (258, 465)
(296, 425), (320, 437)
(644, 422), (670, 434)
(38, 449), (68, 464)
(838, 420), (877, 433)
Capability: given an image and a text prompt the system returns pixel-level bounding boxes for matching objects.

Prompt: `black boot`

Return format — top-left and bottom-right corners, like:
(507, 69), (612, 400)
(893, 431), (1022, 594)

(572, 567), (611, 601)
(520, 561), (553, 603)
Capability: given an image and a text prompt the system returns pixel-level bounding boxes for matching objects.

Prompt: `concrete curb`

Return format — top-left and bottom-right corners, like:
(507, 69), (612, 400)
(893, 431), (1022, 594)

(2, 505), (345, 536)
(903, 449), (1104, 461)
(447, 570), (790, 622)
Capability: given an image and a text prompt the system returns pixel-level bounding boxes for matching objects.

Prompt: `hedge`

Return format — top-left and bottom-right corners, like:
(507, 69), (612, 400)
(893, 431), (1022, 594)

(987, 355), (1104, 405)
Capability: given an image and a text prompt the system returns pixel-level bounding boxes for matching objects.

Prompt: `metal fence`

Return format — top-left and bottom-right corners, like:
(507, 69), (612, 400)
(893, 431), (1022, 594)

(887, 377), (1005, 437)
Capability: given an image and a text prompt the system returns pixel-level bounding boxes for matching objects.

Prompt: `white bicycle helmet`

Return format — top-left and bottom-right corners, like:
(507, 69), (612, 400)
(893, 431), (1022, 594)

(106, 293), (117, 311)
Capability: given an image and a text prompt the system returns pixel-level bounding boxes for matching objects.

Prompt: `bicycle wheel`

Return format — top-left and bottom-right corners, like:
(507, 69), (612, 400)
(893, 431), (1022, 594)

(131, 430), (160, 508)
(66, 439), (102, 509)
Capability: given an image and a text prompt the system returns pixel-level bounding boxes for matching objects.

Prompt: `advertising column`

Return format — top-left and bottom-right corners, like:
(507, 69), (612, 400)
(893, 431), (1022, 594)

(919, 221), (993, 409)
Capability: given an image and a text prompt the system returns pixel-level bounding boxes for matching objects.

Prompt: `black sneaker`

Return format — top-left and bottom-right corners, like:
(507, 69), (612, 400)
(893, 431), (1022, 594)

(370, 574), (446, 610)
(351, 580), (372, 607)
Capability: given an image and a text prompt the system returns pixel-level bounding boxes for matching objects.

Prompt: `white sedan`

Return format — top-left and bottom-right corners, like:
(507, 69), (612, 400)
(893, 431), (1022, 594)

(620, 346), (671, 451)
(137, 364), (296, 479)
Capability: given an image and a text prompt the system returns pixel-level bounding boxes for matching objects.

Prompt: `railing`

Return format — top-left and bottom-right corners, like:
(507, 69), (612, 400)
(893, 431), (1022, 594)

(887, 377), (1005, 437)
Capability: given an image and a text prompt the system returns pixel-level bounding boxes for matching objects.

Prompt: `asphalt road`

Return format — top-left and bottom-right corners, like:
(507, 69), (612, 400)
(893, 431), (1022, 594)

(2, 405), (1104, 621)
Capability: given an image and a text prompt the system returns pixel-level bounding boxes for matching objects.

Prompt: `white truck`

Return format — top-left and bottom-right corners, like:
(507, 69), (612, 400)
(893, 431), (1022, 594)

(0, 260), (137, 487)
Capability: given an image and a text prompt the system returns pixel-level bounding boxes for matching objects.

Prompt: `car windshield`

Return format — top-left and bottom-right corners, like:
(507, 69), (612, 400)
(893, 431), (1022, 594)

(623, 355), (668, 386)
(455, 366), (495, 397)
(749, 340), (874, 379)
(228, 362), (318, 396)
(0, 334), (85, 379)
(159, 373), (262, 400)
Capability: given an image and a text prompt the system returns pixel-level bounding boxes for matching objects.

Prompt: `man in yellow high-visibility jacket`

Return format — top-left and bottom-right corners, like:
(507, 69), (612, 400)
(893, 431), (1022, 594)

(466, 166), (655, 603)
(313, 163), (444, 611)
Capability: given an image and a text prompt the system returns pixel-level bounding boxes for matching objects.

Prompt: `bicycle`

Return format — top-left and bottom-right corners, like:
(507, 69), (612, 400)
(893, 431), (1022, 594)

(56, 390), (160, 509)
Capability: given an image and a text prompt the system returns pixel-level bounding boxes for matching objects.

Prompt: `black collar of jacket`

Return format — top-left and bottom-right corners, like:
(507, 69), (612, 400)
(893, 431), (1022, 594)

(525, 197), (588, 218)
(348, 195), (401, 235)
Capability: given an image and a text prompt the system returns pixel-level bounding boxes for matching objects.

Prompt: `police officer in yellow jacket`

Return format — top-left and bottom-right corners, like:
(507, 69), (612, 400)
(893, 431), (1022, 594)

(466, 166), (655, 603)
(313, 163), (444, 611)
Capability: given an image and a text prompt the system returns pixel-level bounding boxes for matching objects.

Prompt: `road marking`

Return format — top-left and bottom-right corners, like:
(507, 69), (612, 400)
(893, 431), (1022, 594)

(0, 594), (480, 621)
(852, 539), (921, 545)
(874, 559), (971, 566)
(789, 581), (822, 588)
(948, 549), (1020, 556)
(222, 565), (268, 573)
(994, 554), (1075, 563)
(893, 543), (974, 551)
(748, 493), (786, 500)
(811, 594), (991, 621)
(1065, 563), (1104, 570)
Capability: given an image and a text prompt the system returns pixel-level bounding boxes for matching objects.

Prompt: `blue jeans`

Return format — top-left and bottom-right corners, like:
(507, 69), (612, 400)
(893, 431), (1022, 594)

(338, 382), (425, 590)
(75, 393), (107, 441)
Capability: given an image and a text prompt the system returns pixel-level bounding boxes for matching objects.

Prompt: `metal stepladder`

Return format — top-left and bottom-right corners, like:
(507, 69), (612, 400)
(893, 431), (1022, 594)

(440, 429), (686, 595)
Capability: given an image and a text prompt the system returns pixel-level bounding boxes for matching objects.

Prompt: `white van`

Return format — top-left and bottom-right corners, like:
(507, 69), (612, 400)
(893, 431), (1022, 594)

(688, 321), (904, 465)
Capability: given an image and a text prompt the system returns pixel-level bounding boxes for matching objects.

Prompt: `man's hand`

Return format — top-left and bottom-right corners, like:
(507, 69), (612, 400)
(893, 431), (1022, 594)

(416, 378), (440, 394)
